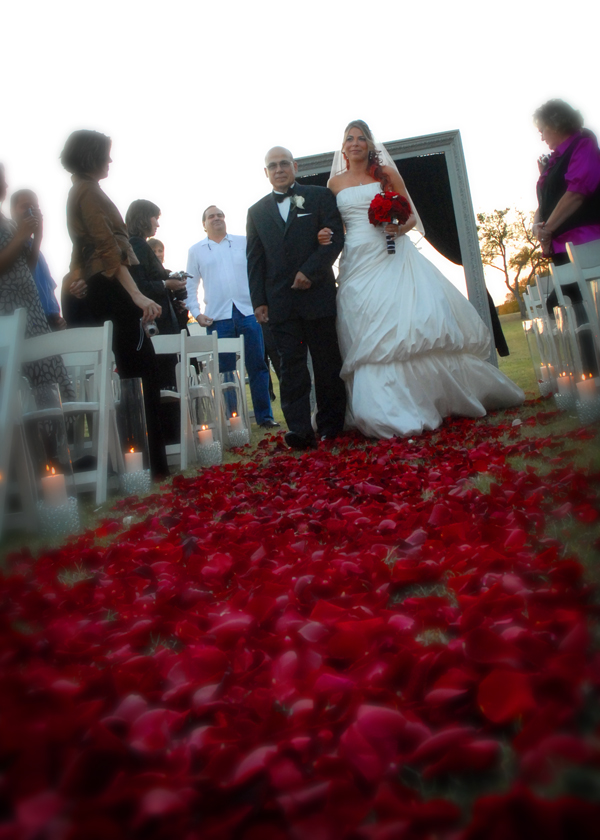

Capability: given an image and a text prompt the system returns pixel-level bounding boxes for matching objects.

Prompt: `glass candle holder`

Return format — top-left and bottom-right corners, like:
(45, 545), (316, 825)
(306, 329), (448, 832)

(523, 318), (556, 397)
(36, 496), (80, 540)
(554, 303), (600, 380)
(188, 365), (223, 465)
(115, 378), (151, 493)
(22, 382), (76, 505)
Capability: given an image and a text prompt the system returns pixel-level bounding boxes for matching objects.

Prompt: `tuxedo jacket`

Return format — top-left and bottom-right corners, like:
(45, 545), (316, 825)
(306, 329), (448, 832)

(246, 183), (344, 324)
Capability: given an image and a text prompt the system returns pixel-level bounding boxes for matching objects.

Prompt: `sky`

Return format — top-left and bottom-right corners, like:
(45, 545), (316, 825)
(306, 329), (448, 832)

(2, 0), (598, 305)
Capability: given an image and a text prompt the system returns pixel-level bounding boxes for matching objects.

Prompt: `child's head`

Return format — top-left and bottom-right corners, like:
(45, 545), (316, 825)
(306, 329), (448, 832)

(148, 237), (165, 264)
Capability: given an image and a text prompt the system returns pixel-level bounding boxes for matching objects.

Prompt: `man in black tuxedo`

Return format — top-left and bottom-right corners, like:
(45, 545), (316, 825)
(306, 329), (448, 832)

(246, 146), (346, 449)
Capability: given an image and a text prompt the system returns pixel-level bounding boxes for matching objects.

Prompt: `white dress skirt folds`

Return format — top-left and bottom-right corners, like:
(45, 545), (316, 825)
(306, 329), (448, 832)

(335, 184), (524, 438)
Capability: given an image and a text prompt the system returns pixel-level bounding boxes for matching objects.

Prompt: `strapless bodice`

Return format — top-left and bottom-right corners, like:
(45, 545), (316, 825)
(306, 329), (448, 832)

(336, 183), (383, 246)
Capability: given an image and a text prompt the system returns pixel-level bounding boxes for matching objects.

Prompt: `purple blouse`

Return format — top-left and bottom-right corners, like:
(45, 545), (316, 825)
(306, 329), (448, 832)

(537, 131), (600, 253)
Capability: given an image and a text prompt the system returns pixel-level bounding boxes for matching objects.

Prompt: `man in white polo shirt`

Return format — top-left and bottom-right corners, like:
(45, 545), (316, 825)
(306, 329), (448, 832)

(186, 205), (278, 428)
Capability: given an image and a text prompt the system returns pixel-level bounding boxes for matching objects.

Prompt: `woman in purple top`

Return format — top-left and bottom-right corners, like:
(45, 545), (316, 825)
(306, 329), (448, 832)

(532, 100), (600, 376)
(533, 99), (600, 263)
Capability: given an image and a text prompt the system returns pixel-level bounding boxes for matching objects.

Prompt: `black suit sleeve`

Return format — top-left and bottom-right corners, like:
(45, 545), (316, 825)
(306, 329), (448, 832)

(246, 208), (268, 310)
(298, 188), (344, 285)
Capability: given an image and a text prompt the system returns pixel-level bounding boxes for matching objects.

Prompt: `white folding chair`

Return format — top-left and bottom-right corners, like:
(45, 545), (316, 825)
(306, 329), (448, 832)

(566, 239), (600, 351)
(523, 284), (545, 322)
(550, 259), (600, 376)
(0, 309), (37, 537)
(217, 336), (250, 435)
(187, 321), (207, 337)
(21, 322), (115, 504)
(186, 331), (224, 448)
(151, 329), (192, 471)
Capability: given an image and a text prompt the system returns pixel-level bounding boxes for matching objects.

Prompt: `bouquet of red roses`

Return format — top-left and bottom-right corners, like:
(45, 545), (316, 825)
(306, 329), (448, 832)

(368, 191), (412, 254)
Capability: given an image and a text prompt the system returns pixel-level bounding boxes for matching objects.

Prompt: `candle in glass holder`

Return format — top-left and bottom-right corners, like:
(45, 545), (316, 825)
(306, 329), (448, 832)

(556, 373), (575, 397)
(197, 425), (214, 446)
(125, 448), (144, 473)
(576, 374), (599, 403)
(229, 413), (243, 431)
(41, 466), (68, 507)
(540, 364), (555, 382)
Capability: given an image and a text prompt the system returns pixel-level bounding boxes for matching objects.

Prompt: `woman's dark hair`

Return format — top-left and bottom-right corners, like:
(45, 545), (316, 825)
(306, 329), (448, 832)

(342, 120), (391, 191)
(533, 100), (583, 136)
(60, 130), (112, 175)
(126, 199), (161, 238)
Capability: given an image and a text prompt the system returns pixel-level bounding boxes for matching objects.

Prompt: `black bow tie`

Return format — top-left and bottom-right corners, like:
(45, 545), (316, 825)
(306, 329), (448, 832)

(273, 188), (295, 203)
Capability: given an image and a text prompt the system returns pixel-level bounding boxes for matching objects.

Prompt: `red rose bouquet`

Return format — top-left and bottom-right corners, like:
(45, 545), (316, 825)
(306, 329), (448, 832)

(368, 191), (412, 254)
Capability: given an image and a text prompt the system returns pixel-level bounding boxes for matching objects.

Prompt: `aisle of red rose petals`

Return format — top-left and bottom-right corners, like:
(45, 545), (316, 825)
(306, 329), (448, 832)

(1, 409), (600, 839)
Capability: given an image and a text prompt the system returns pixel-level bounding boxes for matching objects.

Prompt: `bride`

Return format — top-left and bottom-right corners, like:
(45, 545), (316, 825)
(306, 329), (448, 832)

(324, 120), (524, 438)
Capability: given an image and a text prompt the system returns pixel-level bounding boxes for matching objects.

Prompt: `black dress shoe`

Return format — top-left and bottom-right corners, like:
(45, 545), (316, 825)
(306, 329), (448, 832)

(259, 419), (280, 429)
(284, 431), (317, 450)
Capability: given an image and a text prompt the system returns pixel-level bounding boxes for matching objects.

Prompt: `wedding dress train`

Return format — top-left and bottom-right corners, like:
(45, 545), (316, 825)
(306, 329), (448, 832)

(336, 183), (524, 438)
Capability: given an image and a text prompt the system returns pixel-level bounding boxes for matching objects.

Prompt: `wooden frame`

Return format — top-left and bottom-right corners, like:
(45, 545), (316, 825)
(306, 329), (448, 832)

(296, 129), (497, 366)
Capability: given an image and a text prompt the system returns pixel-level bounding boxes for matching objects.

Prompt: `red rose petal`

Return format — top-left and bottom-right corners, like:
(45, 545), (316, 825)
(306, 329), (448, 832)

(478, 669), (536, 723)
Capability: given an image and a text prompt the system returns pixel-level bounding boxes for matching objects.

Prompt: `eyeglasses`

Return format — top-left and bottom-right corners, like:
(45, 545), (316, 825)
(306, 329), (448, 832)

(266, 160), (293, 171)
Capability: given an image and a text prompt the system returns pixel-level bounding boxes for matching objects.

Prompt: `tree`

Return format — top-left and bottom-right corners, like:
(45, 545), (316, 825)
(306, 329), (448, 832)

(477, 208), (549, 318)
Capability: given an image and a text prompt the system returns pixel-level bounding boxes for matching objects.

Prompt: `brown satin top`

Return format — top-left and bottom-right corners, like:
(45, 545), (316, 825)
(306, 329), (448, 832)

(66, 175), (138, 281)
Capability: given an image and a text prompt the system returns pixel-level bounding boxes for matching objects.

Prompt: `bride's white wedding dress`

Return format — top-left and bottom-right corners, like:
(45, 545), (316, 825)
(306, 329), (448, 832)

(336, 183), (524, 438)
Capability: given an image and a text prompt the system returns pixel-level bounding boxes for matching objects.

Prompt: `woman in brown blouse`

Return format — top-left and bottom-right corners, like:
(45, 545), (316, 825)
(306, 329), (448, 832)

(61, 130), (168, 478)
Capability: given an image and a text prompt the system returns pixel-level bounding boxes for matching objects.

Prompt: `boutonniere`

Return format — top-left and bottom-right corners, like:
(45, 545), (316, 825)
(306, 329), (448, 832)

(290, 195), (305, 210)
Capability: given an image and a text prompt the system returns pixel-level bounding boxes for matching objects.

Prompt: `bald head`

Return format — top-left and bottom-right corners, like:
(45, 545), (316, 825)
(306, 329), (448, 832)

(264, 146), (298, 192)
(265, 146), (294, 165)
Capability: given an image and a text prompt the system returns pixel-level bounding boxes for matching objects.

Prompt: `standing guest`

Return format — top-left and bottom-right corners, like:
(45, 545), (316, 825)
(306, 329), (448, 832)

(533, 99), (600, 374)
(186, 205), (279, 429)
(125, 200), (183, 338)
(61, 130), (169, 479)
(126, 200), (185, 443)
(246, 147), (346, 448)
(0, 163), (73, 395)
(10, 190), (66, 331)
(533, 99), (600, 263)
(148, 236), (190, 330)
(148, 237), (165, 264)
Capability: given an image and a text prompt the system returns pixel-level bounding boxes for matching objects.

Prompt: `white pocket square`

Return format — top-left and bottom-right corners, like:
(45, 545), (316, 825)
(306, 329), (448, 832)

(297, 212), (312, 217)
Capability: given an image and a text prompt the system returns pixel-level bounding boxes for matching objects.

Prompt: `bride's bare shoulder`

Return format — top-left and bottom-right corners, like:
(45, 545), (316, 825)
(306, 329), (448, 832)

(327, 172), (348, 195)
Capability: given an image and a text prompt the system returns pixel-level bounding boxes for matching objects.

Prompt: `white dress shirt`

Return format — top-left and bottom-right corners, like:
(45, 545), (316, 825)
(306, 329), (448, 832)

(273, 182), (297, 223)
(185, 233), (255, 321)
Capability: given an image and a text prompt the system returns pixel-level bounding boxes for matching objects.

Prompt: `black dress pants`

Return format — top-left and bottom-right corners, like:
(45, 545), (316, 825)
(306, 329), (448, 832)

(87, 274), (169, 478)
(270, 316), (346, 439)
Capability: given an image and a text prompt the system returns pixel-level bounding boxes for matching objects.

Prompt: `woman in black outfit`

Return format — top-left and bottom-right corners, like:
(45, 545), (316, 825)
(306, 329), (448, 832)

(61, 130), (169, 479)
(126, 200), (187, 442)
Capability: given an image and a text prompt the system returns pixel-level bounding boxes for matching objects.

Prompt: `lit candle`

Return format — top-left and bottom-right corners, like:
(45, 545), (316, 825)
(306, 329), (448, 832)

(40, 466), (68, 507)
(124, 448), (144, 473)
(197, 425), (214, 446)
(540, 364), (555, 382)
(576, 374), (599, 403)
(229, 413), (243, 431)
(556, 373), (575, 397)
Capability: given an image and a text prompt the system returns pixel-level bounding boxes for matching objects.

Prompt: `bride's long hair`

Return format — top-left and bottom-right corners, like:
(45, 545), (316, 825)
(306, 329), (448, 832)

(342, 120), (391, 191)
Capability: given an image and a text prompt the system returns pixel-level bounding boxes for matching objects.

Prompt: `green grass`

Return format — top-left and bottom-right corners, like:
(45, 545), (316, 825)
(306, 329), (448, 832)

(497, 314), (538, 396)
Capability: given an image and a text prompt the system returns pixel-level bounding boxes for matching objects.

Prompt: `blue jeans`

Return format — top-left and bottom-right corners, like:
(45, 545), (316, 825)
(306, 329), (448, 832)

(207, 305), (274, 424)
